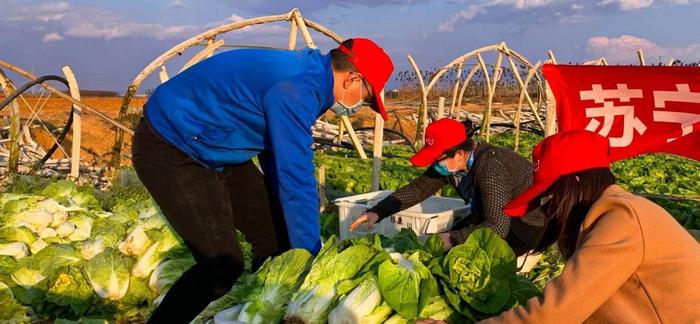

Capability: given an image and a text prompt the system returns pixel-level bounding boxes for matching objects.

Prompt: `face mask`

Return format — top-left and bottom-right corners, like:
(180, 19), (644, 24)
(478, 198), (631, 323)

(330, 78), (364, 116)
(432, 160), (456, 176)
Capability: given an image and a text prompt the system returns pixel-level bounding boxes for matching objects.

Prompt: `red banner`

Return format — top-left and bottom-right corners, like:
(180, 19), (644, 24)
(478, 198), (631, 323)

(543, 64), (700, 162)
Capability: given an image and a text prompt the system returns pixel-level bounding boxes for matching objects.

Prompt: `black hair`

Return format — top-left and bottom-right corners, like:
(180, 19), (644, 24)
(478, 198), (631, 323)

(533, 168), (616, 258)
(330, 39), (358, 72)
(443, 119), (476, 158)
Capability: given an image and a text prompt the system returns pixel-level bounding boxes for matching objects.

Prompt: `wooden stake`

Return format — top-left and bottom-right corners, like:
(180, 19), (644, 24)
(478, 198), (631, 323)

(62, 66), (82, 179)
(476, 52), (493, 142)
(318, 165), (327, 212)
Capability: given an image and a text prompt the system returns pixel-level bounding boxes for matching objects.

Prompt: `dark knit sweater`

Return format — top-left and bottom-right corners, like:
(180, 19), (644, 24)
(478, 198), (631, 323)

(367, 142), (544, 255)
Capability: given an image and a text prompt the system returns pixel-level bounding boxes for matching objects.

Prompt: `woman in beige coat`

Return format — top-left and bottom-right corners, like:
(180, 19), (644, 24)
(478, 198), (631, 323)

(480, 130), (700, 323)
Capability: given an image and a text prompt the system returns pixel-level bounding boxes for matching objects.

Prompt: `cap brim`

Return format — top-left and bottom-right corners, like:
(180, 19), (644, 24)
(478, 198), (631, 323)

(409, 145), (444, 167)
(503, 177), (558, 217)
(369, 87), (388, 121)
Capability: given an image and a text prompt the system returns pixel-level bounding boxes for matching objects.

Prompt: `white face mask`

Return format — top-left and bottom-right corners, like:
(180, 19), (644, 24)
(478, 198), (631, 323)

(330, 77), (364, 116)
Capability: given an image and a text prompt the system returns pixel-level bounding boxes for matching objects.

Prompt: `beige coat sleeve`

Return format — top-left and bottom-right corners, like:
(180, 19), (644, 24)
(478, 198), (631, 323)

(479, 206), (644, 324)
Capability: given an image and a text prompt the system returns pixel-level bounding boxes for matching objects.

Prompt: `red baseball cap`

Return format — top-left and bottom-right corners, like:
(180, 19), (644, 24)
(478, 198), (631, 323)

(338, 38), (394, 120)
(409, 118), (467, 167)
(504, 130), (611, 217)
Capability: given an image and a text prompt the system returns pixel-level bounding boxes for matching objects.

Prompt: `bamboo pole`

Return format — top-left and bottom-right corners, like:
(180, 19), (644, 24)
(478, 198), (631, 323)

(407, 54), (428, 146)
(637, 49), (646, 66)
(341, 116), (368, 159)
(547, 50), (558, 64)
(0, 69), (20, 173)
(288, 20), (298, 50)
(476, 52), (494, 142)
(437, 97), (446, 120)
(455, 64), (480, 120)
(515, 60), (542, 152)
(292, 9), (316, 49)
(0, 59), (133, 135)
(62, 66), (82, 179)
(667, 58), (676, 66)
(449, 62), (464, 117)
(158, 66), (169, 83)
(180, 39), (225, 72)
(371, 91), (385, 191)
(505, 53), (545, 131)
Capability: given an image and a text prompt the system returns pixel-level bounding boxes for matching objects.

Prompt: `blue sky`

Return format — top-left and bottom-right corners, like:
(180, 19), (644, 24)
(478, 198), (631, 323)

(1, 0), (700, 93)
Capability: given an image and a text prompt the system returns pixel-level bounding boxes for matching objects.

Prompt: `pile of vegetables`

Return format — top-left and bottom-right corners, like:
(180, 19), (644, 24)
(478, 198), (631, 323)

(194, 228), (541, 324)
(0, 180), (220, 323)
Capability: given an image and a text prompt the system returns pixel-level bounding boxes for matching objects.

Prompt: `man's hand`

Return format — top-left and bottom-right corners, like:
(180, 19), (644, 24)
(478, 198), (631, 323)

(440, 232), (453, 250)
(349, 211), (380, 232)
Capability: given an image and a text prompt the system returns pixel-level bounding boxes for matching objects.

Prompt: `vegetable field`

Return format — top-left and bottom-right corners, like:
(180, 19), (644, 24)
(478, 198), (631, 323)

(0, 131), (698, 323)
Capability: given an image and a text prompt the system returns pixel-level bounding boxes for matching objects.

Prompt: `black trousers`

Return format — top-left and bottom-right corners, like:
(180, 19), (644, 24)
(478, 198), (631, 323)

(132, 119), (290, 323)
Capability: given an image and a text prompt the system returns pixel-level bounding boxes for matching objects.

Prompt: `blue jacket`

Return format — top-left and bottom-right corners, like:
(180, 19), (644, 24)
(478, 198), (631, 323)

(144, 48), (334, 254)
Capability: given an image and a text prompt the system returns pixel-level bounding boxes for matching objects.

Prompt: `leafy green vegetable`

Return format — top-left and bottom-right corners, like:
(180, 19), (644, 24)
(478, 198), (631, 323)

(84, 248), (133, 300)
(328, 275), (391, 324)
(0, 281), (30, 323)
(236, 249), (313, 323)
(378, 252), (438, 319)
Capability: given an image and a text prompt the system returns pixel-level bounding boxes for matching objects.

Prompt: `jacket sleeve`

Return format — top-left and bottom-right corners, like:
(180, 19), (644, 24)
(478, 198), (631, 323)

(479, 205), (644, 324)
(367, 167), (448, 220)
(260, 80), (322, 255)
(450, 158), (511, 244)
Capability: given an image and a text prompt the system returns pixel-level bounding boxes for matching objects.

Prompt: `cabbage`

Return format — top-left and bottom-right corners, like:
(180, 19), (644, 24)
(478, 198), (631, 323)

(29, 239), (48, 254)
(285, 237), (382, 324)
(328, 276), (391, 324)
(41, 180), (77, 199)
(84, 248), (133, 300)
(132, 241), (164, 278)
(56, 222), (77, 238)
(0, 243), (29, 260)
(11, 267), (46, 289)
(0, 226), (36, 245)
(46, 267), (94, 316)
(435, 228), (541, 319)
(118, 224), (150, 256)
(79, 238), (106, 260)
(378, 252), (438, 319)
(67, 215), (93, 242)
(0, 281), (30, 323)
(148, 258), (194, 294)
(237, 249), (313, 323)
(37, 227), (57, 239)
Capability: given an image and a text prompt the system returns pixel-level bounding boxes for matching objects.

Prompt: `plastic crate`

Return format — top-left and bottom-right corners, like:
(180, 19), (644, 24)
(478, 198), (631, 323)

(335, 190), (469, 240)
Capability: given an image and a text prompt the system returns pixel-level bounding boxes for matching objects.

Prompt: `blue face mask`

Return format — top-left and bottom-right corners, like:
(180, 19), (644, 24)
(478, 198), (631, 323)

(330, 78), (364, 116)
(432, 145), (477, 177)
(432, 160), (456, 176)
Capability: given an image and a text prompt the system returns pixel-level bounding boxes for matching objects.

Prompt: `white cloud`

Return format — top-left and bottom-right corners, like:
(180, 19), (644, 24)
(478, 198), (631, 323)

(587, 35), (700, 63)
(42, 32), (64, 42)
(597, 0), (654, 10)
(571, 3), (584, 9)
(172, 0), (187, 8)
(438, 0), (559, 32)
(4, 2), (285, 41)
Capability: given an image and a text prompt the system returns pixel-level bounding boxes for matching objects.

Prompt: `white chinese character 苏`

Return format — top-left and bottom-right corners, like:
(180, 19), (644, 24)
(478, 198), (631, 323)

(579, 84), (646, 147)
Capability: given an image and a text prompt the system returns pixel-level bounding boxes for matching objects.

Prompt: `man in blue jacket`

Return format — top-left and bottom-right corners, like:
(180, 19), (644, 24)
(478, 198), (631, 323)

(132, 38), (393, 322)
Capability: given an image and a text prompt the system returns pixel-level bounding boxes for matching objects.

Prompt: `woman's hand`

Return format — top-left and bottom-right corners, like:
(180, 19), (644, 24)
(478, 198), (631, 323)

(440, 232), (453, 250)
(349, 211), (380, 232)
